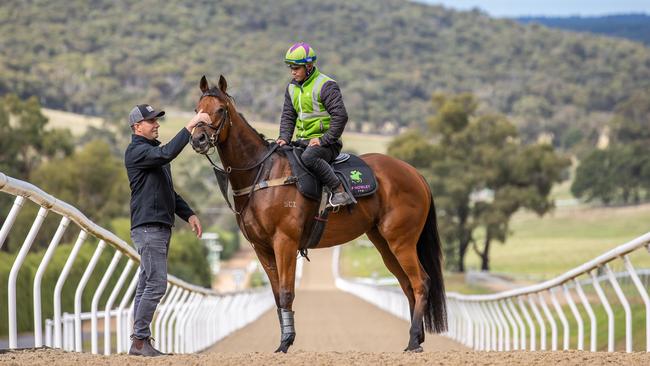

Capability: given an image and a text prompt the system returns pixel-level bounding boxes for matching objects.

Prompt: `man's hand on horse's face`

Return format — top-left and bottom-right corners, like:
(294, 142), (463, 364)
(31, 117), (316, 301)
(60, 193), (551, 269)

(308, 138), (320, 147)
(186, 110), (211, 132)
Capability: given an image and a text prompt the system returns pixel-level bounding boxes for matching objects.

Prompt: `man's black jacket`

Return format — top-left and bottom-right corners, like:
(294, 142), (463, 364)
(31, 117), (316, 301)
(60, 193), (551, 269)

(125, 128), (194, 229)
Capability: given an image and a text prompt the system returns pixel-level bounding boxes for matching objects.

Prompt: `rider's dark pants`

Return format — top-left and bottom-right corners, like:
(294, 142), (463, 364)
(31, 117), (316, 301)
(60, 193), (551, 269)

(302, 143), (341, 190)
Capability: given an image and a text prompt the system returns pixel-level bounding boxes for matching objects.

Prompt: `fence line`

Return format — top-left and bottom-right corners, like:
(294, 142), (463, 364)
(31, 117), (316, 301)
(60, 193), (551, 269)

(0, 172), (275, 353)
(333, 234), (650, 353)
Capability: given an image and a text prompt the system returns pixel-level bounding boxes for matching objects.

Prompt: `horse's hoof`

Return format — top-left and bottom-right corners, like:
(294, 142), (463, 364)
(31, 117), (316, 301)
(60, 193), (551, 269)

(274, 341), (291, 353)
(404, 346), (423, 353)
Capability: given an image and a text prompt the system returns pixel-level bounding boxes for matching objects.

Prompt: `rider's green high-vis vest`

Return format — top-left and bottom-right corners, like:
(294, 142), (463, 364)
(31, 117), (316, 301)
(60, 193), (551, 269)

(288, 67), (334, 139)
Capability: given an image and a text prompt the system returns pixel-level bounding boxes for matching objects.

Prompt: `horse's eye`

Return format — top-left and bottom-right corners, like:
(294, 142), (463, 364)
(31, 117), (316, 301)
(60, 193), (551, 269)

(194, 108), (198, 113)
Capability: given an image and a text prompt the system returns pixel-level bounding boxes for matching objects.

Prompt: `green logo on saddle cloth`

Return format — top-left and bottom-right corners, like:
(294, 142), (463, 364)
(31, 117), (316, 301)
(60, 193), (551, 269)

(350, 170), (363, 184)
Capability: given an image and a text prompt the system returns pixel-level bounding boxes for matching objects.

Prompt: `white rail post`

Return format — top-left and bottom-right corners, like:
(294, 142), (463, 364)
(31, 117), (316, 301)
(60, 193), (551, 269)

(104, 259), (134, 355)
(623, 255), (650, 352)
(605, 263), (632, 353)
(499, 299), (517, 351)
(8, 206), (48, 349)
(167, 289), (191, 353)
(528, 294), (546, 350)
(181, 293), (203, 353)
(490, 301), (509, 351)
(507, 298), (526, 350)
(480, 301), (492, 351)
(53, 230), (87, 348)
(74, 239), (106, 352)
(33, 216), (70, 347)
(538, 292), (558, 351)
(459, 301), (474, 348)
(517, 296), (536, 351)
(563, 283), (584, 350)
(91, 250), (122, 354)
(160, 287), (185, 353)
(45, 319), (53, 347)
(0, 196), (25, 249)
(116, 272), (139, 353)
(175, 292), (198, 353)
(466, 302), (481, 350)
(590, 270), (614, 351)
(154, 285), (179, 343)
(574, 279), (597, 352)
(550, 287), (570, 350)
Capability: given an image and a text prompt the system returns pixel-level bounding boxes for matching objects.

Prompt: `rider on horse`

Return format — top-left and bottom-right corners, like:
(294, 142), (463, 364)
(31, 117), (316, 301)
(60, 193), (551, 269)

(276, 42), (355, 207)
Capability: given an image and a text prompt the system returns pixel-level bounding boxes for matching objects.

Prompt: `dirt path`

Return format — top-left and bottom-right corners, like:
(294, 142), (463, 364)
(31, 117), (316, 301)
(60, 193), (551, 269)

(3, 248), (649, 365)
(210, 247), (464, 353)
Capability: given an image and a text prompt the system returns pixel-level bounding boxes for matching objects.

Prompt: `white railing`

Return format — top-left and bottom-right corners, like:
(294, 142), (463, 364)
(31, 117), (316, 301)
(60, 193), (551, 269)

(0, 172), (275, 353)
(333, 235), (650, 353)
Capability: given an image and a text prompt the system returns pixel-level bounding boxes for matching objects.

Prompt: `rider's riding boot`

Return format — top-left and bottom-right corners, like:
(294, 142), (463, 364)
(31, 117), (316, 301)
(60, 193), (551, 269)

(329, 184), (355, 207)
(129, 335), (164, 356)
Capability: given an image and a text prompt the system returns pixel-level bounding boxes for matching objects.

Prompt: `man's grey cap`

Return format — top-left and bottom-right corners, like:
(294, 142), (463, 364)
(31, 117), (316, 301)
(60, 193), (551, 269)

(128, 104), (165, 126)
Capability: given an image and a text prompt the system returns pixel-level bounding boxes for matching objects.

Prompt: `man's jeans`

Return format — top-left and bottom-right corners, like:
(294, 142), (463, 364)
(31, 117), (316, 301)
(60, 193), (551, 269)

(131, 223), (171, 339)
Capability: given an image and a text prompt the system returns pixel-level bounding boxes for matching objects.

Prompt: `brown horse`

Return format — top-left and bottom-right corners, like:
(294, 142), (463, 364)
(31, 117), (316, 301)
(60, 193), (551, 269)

(190, 75), (446, 353)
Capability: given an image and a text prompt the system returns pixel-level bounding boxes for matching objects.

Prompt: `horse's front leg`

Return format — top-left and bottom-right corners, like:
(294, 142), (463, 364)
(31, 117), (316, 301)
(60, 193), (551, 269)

(252, 244), (281, 307)
(272, 232), (298, 353)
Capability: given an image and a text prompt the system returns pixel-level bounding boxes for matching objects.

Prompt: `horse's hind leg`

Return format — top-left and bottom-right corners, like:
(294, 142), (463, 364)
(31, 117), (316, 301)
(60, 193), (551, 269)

(366, 228), (417, 322)
(376, 227), (429, 352)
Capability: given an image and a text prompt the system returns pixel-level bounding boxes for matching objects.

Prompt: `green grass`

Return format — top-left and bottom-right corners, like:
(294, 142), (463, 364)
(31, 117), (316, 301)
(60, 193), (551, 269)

(532, 285), (648, 352)
(43, 108), (105, 137)
(464, 203), (650, 279)
(339, 239), (490, 294)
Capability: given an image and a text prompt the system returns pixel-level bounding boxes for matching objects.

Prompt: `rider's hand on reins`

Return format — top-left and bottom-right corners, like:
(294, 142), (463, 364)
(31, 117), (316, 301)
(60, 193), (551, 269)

(186, 109), (211, 132)
(308, 137), (321, 147)
(276, 139), (287, 146)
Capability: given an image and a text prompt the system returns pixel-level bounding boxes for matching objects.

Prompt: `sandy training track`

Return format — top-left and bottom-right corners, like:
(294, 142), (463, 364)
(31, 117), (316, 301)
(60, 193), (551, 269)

(2, 248), (649, 365)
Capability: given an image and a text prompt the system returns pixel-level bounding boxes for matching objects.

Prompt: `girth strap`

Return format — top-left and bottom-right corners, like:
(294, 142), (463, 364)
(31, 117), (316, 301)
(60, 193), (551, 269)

(232, 176), (298, 197)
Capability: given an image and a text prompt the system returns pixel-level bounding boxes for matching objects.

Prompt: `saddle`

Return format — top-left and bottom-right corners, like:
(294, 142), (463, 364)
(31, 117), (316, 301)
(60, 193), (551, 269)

(281, 145), (378, 201)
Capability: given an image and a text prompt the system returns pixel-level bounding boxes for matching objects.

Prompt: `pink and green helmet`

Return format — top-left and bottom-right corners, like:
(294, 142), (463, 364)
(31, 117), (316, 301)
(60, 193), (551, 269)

(285, 42), (317, 65)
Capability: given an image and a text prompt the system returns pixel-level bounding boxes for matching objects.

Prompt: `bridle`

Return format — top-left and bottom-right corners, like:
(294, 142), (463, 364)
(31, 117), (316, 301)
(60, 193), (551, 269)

(191, 89), (232, 149)
(192, 88), (279, 217)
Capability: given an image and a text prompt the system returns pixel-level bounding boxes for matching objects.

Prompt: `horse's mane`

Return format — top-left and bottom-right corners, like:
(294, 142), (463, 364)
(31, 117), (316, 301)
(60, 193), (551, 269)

(238, 112), (270, 146)
(204, 86), (270, 147)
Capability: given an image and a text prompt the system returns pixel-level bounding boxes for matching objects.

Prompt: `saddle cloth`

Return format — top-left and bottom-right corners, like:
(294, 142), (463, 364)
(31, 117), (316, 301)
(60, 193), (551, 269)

(281, 145), (378, 201)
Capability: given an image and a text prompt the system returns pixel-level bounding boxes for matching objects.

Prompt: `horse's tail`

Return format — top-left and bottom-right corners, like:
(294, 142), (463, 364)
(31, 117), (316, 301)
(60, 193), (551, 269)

(417, 195), (448, 333)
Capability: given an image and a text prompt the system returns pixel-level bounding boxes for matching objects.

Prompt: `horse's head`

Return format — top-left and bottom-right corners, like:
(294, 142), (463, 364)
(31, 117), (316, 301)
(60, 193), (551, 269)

(190, 75), (233, 154)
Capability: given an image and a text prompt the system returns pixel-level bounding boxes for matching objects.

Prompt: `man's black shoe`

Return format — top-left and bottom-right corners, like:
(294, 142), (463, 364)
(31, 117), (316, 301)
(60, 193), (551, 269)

(128, 335), (164, 356)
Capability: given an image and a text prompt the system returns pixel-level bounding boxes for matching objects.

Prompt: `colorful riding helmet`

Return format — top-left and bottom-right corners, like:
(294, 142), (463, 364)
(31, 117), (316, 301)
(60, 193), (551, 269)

(285, 42), (317, 65)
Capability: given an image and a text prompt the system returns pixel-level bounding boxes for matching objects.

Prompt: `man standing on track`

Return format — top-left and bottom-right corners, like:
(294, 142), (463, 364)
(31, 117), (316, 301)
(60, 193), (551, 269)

(125, 104), (208, 356)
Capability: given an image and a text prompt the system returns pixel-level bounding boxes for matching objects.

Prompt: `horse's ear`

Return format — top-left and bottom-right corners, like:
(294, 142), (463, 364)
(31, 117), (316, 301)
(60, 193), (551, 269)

(200, 75), (209, 94)
(218, 75), (228, 94)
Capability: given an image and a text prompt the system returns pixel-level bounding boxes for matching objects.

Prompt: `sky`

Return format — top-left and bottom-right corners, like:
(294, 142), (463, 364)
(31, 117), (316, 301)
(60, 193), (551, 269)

(419, 0), (650, 17)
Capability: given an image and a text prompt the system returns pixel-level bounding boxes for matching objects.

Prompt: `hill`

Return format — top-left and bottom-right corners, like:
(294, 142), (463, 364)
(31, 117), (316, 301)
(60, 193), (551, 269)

(1, 0), (650, 147)
(517, 14), (650, 46)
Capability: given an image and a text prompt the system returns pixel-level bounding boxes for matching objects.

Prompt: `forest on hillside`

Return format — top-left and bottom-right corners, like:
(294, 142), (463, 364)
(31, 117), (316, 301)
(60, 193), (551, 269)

(517, 14), (650, 46)
(1, 0), (650, 148)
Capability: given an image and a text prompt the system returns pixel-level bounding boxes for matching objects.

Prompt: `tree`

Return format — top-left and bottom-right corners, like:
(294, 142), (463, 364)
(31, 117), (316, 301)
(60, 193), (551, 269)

(572, 92), (650, 205)
(30, 140), (130, 226)
(0, 94), (73, 179)
(389, 93), (570, 272)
